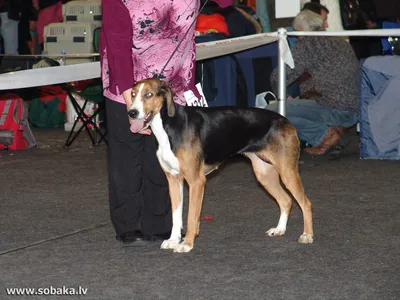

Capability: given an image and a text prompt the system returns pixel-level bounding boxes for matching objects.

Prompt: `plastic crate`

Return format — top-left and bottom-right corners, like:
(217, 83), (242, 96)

(43, 22), (97, 65)
(63, 0), (102, 26)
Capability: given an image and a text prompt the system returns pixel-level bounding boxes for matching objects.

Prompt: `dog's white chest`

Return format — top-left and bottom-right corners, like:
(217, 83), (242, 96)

(156, 148), (180, 175)
(151, 113), (180, 175)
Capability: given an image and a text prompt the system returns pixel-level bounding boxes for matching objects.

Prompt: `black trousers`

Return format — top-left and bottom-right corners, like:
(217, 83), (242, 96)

(349, 37), (382, 60)
(105, 98), (172, 236)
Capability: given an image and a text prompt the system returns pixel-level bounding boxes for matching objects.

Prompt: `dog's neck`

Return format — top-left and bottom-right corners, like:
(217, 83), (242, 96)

(151, 100), (186, 151)
(150, 113), (171, 150)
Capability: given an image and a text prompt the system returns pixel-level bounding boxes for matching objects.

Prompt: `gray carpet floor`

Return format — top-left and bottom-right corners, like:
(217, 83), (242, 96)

(0, 128), (399, 300)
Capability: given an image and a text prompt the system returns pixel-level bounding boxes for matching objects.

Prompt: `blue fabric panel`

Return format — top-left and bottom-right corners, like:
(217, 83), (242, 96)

(196, 34), (278, 108)
(359, 58), (400, 159)
(235, 42), (278, 107)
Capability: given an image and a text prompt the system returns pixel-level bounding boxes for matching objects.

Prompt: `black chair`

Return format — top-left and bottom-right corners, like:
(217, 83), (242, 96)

(63, 26), (107, 148)
(63, 81), (107, 149)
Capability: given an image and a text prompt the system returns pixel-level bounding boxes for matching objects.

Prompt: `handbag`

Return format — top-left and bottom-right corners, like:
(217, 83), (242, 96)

(340, 0), (366, 30)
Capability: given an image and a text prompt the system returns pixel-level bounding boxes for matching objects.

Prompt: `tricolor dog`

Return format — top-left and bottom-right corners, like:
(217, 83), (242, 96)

(127, 78), (314, 253)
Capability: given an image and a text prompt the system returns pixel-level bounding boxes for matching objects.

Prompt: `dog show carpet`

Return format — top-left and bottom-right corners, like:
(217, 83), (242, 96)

(0, 128), (399, 300)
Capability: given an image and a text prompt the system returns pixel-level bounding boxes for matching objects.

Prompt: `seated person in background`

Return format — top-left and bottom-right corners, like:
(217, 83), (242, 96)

(303, 1), (329, 29)
(268, 10), (359, 156)
(287, 1), (330, 97)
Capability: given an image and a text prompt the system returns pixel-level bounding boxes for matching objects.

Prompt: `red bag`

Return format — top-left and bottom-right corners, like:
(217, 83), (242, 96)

(0, 94), (36, 151)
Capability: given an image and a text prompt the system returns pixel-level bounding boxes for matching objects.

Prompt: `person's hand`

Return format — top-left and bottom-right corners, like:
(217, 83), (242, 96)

(287, 95), (294, 100)
(297, 72), (312, 84)
(365, 20), (377, 29)
(122, 88), (152, 135)
(122, 88), (133, 108)
(136, 127), (152, 135)
(32, 0), (40, 10)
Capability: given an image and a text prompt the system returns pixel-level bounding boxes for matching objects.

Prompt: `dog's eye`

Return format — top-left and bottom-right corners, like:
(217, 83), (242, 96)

(132, 91), (136, 97)
(145, 92), (153, 98)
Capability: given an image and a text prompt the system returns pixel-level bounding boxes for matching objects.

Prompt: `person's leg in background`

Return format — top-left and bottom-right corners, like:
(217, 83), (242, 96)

(0, 12), (19, 54)
(265, 99), (358, 154)
(105, 99), (172, 247)
(36, 2), (63, 53)
(256, 0), (271, 32)
(18, 16), (32, 55)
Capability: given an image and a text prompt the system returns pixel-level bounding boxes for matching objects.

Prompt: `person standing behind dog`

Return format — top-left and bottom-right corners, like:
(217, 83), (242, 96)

(100, 0), (230, 247)
(35, 0), (62, 52)
(0, 0), (23, 54)
(268, 10), (359, 156)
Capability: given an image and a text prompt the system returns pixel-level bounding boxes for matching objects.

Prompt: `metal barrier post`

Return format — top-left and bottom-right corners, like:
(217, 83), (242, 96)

(277, 28), (287, 117)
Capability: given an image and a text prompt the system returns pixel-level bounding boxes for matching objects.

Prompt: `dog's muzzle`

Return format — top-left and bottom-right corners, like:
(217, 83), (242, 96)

(128, 109), (139, 119)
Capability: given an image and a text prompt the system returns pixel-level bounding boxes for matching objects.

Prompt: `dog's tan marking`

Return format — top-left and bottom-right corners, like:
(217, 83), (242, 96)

(130, 78), (167, 118)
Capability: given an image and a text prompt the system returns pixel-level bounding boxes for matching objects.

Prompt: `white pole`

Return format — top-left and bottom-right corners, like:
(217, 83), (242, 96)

(277, 28), (287, 117)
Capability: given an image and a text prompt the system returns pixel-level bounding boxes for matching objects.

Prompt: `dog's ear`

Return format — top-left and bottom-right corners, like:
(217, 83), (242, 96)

(159, 81), (175, 117)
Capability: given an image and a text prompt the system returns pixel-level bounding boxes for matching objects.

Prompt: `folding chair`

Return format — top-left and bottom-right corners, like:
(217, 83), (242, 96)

(93, 27), (101, 55)
(63, 26), (107, 148)
(63, 82), (107, 149)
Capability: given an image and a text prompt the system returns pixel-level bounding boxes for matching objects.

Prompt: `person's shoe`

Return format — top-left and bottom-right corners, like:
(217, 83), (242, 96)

(304, 127), (341, 155)
(116, 230), (148, 247)
(144, 231), (172, 242)
(333, 126), (346, 135)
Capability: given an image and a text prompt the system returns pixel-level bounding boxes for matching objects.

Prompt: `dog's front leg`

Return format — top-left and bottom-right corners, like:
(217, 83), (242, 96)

(174, 176), (206, 253)
(161, 174), (184, 250)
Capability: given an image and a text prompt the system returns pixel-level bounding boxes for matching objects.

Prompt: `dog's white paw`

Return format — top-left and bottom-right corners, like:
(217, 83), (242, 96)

(160, 239), (180, 250)
(266, 227), (286, 237)
(173, 243), (193, 253)
(298, 233), (314, 244)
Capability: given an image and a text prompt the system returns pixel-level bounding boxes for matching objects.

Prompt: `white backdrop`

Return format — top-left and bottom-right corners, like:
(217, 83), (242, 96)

(275, 0), (301, 18)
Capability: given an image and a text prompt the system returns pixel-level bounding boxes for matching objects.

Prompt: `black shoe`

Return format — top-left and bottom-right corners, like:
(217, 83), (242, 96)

(144, 231), (172, 242)
(116, 230), (148, 247)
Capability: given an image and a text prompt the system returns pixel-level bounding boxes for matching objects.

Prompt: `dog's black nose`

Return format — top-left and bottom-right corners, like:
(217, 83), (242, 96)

(128, 109), (139, 119)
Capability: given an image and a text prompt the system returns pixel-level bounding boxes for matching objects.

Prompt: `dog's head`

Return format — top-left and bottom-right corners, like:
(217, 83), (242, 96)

(127, 78), (175, 132)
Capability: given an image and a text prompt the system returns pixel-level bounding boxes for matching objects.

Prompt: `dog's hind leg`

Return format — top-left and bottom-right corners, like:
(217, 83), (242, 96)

(278, 165), (313, 243)
(263, 124), (314, 244)
(161, 174), (184, 250)
(276, 164), (313, 243)
(245, 152), (292, 237)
